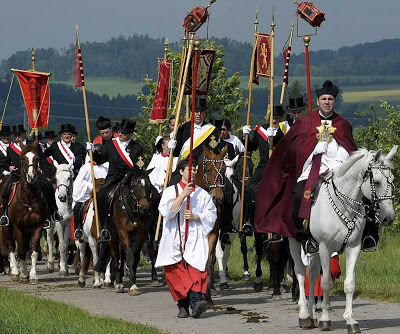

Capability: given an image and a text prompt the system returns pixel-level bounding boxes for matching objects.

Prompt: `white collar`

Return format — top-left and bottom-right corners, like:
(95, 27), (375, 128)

(118, 137), (131, 148)
(319, 111), (334, 119)
(61, 140), (71, 148)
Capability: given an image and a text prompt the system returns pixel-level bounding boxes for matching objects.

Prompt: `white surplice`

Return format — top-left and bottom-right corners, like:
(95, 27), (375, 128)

(155, 183), (217, 271)
(147, 153), (178, 193)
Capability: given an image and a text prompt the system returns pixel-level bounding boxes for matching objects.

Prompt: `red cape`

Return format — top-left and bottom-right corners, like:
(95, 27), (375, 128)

(254, 111), (357, 237)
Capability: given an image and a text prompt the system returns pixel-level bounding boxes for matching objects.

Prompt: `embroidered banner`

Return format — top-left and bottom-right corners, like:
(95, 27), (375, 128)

(184, 50), (215, 96)
(150, 58), (171, 124)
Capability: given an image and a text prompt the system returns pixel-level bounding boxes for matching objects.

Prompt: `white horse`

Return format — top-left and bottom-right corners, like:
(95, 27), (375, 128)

(46, 162), (74, 276)
(290, 146), (397, 333)
(76, 199), (112, 288)
(216, 154), (252, 289)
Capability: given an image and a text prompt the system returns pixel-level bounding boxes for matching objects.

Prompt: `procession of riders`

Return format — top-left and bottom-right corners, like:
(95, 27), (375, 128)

(0, 81), (381, 319)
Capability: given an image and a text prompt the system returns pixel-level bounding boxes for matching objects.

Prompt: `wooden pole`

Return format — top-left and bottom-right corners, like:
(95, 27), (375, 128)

(279, 22), (294, 104)
(304, 36), (312, 114)
(155, 36), (195, 241)
(268, 10), (275, 158)
(238, 10), (258, 233)
(76, 25), (101, 239)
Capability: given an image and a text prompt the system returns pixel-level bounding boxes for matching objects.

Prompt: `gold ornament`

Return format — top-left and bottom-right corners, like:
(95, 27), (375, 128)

(316, 121), (336, 143)
(136, 156), (144, 169)
(209, 135), (218, 149)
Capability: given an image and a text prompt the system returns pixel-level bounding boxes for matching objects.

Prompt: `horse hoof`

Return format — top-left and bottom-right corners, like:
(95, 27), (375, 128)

(272, 294), (282, 301)
(93, 284), (101, 289)
(319, 320), (332, 331)
(77, 280), (85, 288)
(211, 288), (217, 296)
(116, 285), (124, 293)
(48, 268), (54, 273)
(243, 273), (251, 281)
(151, 280), (160, 287)
(104, 282), (113, 288)
(129, 289), (140, 296)
(59, 271), (67, 278)
(20, 276), (29, 284)
(220, 282), (229, 290)
(347, 324), (361, 334)
(10, 274), (19, 282)
(253, 282), (263, 292)
(29, 278), (38, 285)
(299, 317), (312, 329)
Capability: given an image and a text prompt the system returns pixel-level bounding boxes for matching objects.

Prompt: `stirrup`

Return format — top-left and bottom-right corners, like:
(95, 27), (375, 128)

(362, 235), (377, 252)
(305, 239), (319, 257)
(99, 229), (111, 242)
(0, 215), (9, 227)
(74, 229), (84, 241)
(269, 233), (284, 243)
(241, 223), (253, 237)
(43, 219), (51, 230)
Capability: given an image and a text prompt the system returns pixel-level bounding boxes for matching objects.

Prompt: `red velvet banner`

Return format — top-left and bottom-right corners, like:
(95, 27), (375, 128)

(255, 33), (271, 78)
(15, 70), (50, 129)
(282, 45), (291, 85)
(150, 58), (171, 123)
(75, 47), (85, 88)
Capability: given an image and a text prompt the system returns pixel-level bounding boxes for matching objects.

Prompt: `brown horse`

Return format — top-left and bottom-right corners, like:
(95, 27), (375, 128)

(195, 145), (228, 303)
(3, 142), (49, 284)
(96, 168), (158, 294)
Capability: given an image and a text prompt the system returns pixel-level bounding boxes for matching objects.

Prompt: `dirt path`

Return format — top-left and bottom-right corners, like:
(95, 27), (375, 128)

(1, 261), (400, 334)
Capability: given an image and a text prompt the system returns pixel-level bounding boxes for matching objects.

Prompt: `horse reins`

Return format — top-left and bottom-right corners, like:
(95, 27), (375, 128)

(324, 159), (395, 253)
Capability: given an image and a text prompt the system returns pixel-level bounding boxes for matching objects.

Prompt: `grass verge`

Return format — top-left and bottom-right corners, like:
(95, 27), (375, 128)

(0, 287), (161, 334)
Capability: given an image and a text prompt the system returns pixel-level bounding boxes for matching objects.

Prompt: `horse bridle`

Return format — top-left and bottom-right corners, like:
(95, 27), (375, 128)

(56, 169), (74, 195)
(324, 159), (395, 253)
(202, 157), (225, 190)
(21, 163), (38, 182)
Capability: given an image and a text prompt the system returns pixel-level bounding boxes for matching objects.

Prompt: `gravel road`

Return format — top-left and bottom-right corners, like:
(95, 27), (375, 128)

(1, 260), (399, 334)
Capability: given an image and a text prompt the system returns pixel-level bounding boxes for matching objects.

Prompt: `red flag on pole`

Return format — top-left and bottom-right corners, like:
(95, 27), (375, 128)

(75, 37), (85, 88)
(150, 58), (171, 123)
(13, 69), (50, 129)
(282, 45), (292, 85)
(255, 32), (272, 78)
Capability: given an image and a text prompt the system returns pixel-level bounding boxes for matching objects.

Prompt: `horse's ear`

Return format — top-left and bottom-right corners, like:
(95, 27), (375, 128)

(373, 150), (382, 162)
(386, 145), (398, 161)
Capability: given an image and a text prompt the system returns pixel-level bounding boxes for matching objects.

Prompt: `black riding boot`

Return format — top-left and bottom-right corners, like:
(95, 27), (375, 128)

(73, 202), (84, 241)
(100, 216), (111, 242)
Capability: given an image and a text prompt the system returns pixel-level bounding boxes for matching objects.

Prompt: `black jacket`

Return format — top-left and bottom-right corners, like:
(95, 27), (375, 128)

(44, 141), (84, 174)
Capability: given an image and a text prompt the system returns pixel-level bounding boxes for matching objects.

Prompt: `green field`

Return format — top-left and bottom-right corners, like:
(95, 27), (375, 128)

(342, 84), (400, 104)
(53, 77), (145, 97)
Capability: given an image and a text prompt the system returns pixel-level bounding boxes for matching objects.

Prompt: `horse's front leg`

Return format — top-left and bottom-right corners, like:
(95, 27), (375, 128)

(88, 236), (101, 288)
(128, 241), (142, 296)
(215, 239), (229, 289)
(55, 221), (68, 277)
(46, 223), (55, 272)
(77, 240), (87, 287)
(14, 227), (28, 283)
(240, 234), (250, 280)
(318, 246), (334, 330)
(307, 255), (321, 328)
(253, 233), (264, 292)
(29, 227), (43, 284)
(289, 238), (312, 328)
(343, 245), (362, 333)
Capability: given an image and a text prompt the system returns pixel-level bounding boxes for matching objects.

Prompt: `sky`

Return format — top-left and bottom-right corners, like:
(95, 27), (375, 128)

(0, 0), (399, 61)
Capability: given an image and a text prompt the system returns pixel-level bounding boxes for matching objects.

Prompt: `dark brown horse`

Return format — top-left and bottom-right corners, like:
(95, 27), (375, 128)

(2, 142), (49, 284)
(96, 168), (158, 294)
(195, 145), (228, 303)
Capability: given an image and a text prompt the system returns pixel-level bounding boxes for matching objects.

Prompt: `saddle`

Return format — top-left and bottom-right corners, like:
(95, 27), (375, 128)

(78, 198), (94, 226)
(1, 182), (19, 209)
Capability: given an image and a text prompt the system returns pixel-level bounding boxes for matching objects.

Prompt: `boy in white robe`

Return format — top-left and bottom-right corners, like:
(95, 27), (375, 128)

(155, 159), (217, 318)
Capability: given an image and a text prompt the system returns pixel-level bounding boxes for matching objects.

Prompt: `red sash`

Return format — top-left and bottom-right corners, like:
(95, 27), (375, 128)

(0, 143), (7, 156)
(10, 143), (21, 156)
(112, 139), (133, 169)
(254, 125), (268, 142)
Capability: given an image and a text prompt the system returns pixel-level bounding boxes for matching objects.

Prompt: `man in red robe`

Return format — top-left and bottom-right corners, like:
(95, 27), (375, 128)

(254, 80), (357, 255)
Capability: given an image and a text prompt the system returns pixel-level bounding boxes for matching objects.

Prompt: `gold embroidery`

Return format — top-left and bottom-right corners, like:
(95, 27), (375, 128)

(209, 135), (218, 149)
(136, 156), (144, 169)
(316, 121), (336, 143)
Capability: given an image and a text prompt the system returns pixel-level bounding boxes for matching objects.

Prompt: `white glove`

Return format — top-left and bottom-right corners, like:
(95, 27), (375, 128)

(155, 135), (162, 145)
(313, 141), (328, 155)
(242, 125), (252, 135)
(86, 142), (95, 151)
(168, 139), (177, 150)
(266, 127), (278, 137)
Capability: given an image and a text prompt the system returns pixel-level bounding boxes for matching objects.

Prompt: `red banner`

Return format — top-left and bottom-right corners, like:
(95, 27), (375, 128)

(184, 50), (215, 95)
(282, 45), (291, 85)
(150, 58), (171, 123)
(14, 70), (50, 129)
(75, 47), (84, 88)
(255, 33), (271, 78)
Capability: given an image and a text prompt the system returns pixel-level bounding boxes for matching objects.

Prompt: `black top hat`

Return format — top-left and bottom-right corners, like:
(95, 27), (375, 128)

(287, 96), (307, 111)
(71, 125), (78, 135)
(12, 124), (26, 134)
(273, 104), (285, 117)
(44, 130), (56, 139)
(210, 119), (223, 129)
(117, 119), (136, 133)
(59, 123), (74, 134)
(195, 96), (207, 110)
(315, 80), (339, 98)
(0, 126), (11, 136)
(96, 116), (112, 130)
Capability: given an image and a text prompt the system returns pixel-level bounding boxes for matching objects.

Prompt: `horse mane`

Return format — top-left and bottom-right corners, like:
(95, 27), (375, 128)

(21, 141), (37, 156)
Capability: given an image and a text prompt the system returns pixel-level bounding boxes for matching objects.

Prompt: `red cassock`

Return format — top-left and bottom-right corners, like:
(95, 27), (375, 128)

(254, 110), (357, 238)
(164, 261), (208, 301)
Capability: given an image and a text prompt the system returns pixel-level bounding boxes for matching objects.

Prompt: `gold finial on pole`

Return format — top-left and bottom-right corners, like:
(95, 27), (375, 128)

(31, 49), (35, 71)
(303, 35), (311, 46)
(164, 38), (169, 55)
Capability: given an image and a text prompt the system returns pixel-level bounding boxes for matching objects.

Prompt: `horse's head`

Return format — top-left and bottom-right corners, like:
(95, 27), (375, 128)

(126, 169), (152, 215)
(21, 142), (39, 184)
(234, 152), (254, 188)
(361, 145), (397, 227)
(55, 162), (74, 203)
(198, 145), (227, 207)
